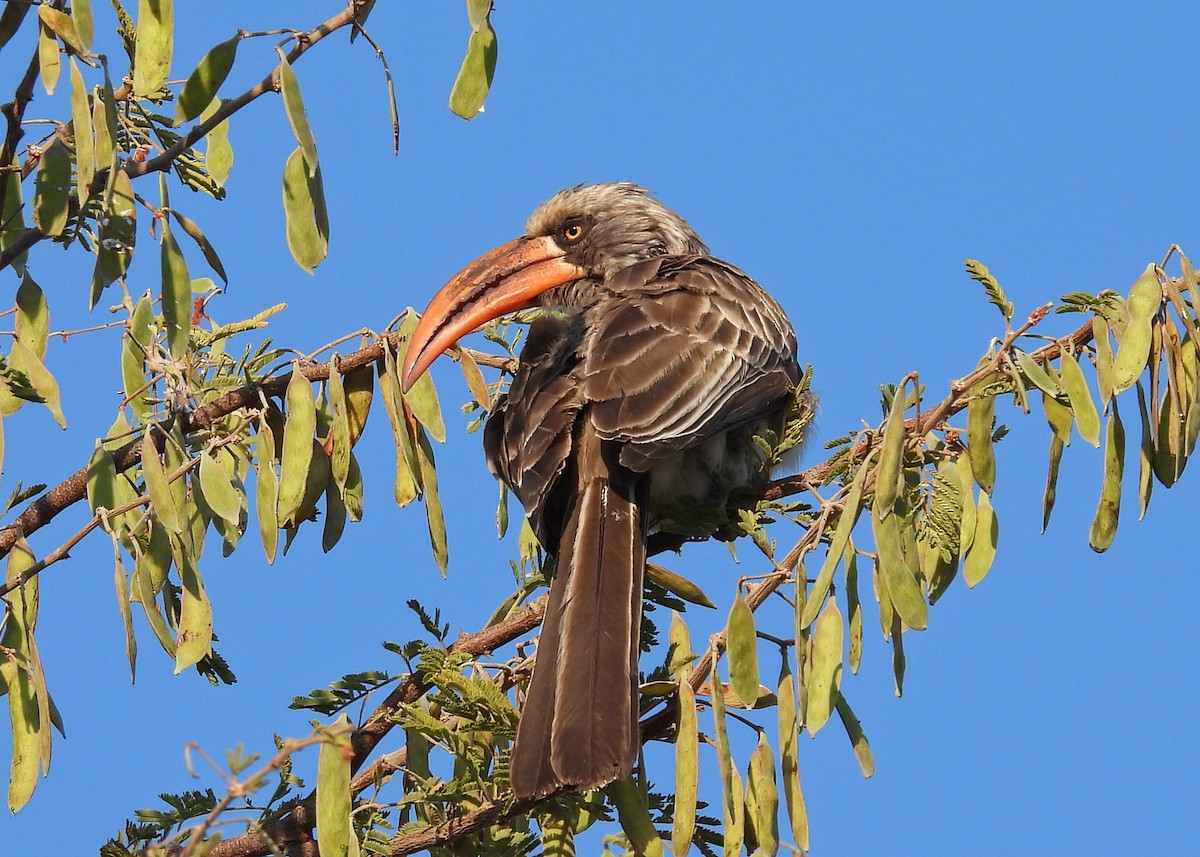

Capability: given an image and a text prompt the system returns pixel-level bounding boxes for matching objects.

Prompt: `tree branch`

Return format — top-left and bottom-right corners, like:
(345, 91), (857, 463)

(0, 44), (42, 193)
(0, 330), (402, 560)
(764, 314), (1094, 499)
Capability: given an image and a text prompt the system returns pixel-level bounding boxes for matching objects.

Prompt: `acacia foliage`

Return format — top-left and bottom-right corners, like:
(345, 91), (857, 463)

(0, 3), (1193, 856)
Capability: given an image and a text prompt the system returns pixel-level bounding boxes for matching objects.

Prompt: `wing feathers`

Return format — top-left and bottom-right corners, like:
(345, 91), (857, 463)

(581, 256), (799, 471)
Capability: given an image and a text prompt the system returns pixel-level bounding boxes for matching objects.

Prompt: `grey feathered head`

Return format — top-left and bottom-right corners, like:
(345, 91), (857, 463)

(526, 183), (709, 280)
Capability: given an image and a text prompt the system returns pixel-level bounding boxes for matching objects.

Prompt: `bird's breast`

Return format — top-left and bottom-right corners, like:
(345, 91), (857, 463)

(645, 416), (778, 535)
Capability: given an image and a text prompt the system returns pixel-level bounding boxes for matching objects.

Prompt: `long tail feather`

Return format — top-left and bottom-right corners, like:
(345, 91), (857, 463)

(509, 427), (646, 799)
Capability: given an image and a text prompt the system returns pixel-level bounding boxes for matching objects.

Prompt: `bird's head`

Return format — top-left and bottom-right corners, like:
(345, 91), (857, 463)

(401, 183), (706, 390)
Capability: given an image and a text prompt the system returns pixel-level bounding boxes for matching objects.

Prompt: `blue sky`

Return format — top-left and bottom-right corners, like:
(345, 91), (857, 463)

(3, 2), (1199, 853)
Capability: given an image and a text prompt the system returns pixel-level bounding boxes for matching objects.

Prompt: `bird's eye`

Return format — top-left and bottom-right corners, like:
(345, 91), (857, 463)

(560, 222), (586, 244)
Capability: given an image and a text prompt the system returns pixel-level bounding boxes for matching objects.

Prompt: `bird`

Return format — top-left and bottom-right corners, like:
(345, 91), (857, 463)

(401, 182), (803, 800)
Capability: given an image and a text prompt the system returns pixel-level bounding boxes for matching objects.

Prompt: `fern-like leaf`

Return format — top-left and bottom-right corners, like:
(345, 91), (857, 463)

(965, 259), (1015, 321)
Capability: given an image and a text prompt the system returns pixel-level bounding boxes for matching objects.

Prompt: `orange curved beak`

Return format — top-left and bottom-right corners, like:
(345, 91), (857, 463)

(401, 235), (586, 391)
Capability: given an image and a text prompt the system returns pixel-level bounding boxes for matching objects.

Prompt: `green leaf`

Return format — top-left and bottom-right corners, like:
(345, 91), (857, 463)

(122, 293), (155, 422)
(845, 547), (863, 670)
(397, 314), (447, 442)
(32, 141), (70, 237)
(777, 659), (809, 851)
(802, 451), (871, 628)
(10, 341), (66, 429)
(1136, 383), (1154, 520)
(201, 97), (233, 186)
(0, 3), (30, 52)
(414, 426), (448, 576)
(709, 650), (737, 852)
(963, 490), (999, 587)
(379, 342), (419, 506)
(198, 451), (240, 530)
(1042, 390), (1073, 447)
(71, 0), (93, 51)
(142, 431), (184, 534)
(871, 507), (928, 630)
(175, 35), (239, 124)
(834, 694), (875, 778)
(2, 537), (44, 812)
(342, 364), (374, 447)
(90, 165), (137, 307)
(37, 18), (60, 96)
(1042, 434), (1064, 534)
(965, 259), (1014, 320)
(0, 152), (28, 274)
(133, 0), (174, 97)
(322, 479), (347, 553)
(924, 460), (961, 604)
(1111, 265), (1162, 394)
(607, 777), (664, 857)
(804, 597), (843, 736)
(1088, 405), (1125, 552)
(170, 209), (228, 284)
(745, 731), (779, 857)
(276, 48), (319, 174)
(1093, 316), (1115, 405)
(86, 443), (120, 516)
(456, 345), (491, 409)
(448, 16), (497, 120)
(873, 384), (906, 517)
(327, 356), (351, 490)
(173, 538), (213, 674)
(316, 716), (353, 857)
(725, 761), (746, 857)
(726, 592), (759, 707)
(277, 365), (317, 526)
(133, 527), (176, 657)
(1013, 348), (1059, 397)
(672, 674), (698, 857)
(1059, 349), (1100, 447)
(282, 146), (329, 273)
(15, 275), (49, 361)
(113, 548), (137, 682)
(255, 418), (279, 564)
(92, 76), (117, 167)
(69, 58), (95, 206)
(38, 7), (85, 56)
(967, 372), (997, 493)
(646, 562), (715, 609)
(160, 220), (192, 361)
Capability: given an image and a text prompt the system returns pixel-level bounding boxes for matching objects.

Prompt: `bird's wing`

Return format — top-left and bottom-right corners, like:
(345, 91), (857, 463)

(483, 312), (584, 540)
(579, 256), (800, 472)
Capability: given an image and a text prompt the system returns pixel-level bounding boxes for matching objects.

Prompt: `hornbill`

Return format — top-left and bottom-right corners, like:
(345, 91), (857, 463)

(402, 183), (802, 799)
